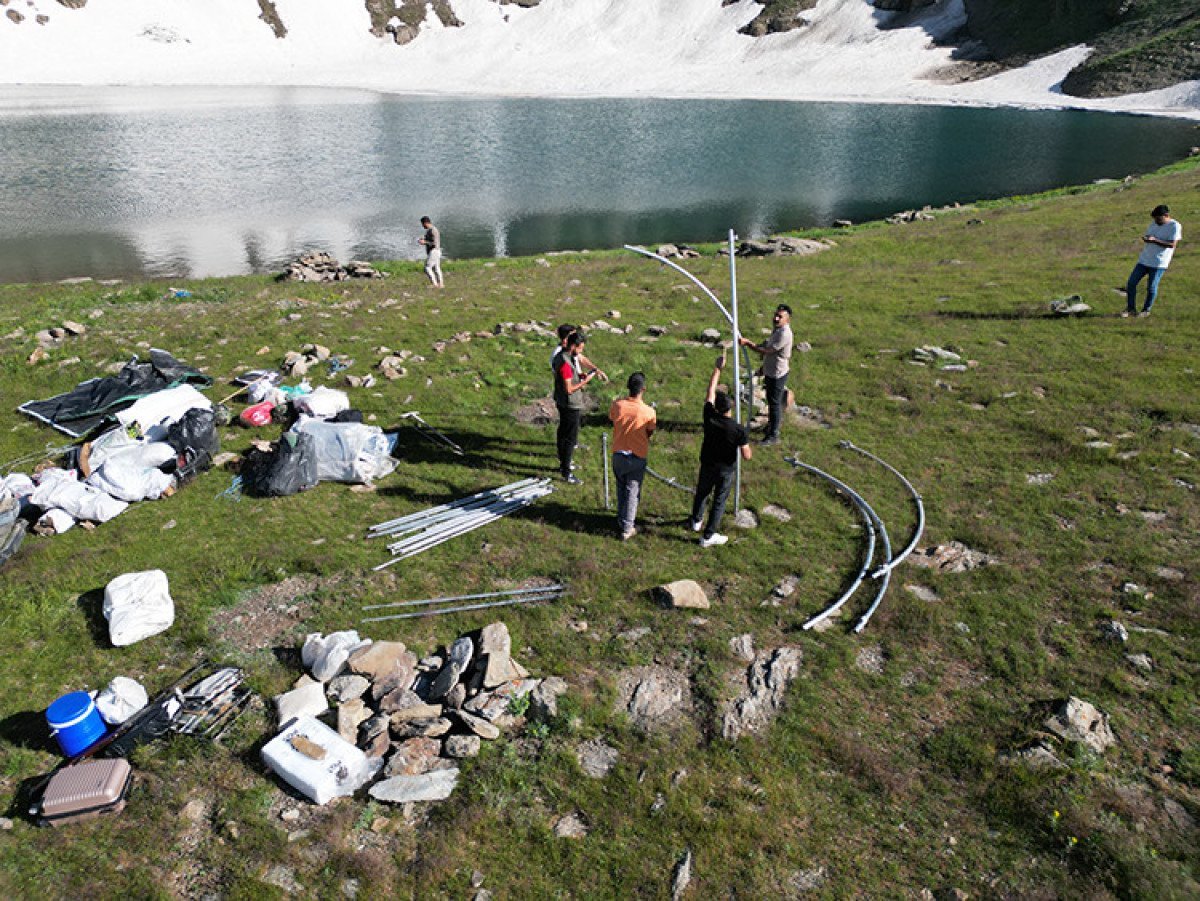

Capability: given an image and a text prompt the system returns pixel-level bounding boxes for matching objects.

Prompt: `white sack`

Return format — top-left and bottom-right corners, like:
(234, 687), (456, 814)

(3, 473), (35, 499)
(301, 631), (370, 682)
(96, 676), (149, 725)
(293, 386), (349, 419)
(88, 427), (177, 472)
(116, 384), (212, 441)
(292, 418), (397, 484)
(261, 715), (380, 805)
(36, 508), (76, 534)
(102, 569), (175, 646)
(87, 458), (175, 502)
(31, 468), (128, 523)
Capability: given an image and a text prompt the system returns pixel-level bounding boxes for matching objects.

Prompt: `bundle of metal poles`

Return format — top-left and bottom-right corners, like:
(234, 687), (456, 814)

(362, 583), (566, 623)
(368, 478), (553, 571)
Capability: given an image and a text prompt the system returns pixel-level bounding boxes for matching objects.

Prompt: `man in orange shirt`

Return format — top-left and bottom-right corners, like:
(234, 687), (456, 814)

(608, 371), (656, 540)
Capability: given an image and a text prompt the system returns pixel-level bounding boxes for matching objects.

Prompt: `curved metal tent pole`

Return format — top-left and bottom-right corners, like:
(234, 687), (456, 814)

(852, 488), (893, 635)
(786, 456), (877, 631)
(645, 465), (695, 494)
(838, 440), (926, 578)
(624, 241), (756, 507)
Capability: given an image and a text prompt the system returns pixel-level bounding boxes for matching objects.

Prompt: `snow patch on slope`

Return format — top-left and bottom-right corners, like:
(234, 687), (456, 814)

(0, 0), (1196, 118)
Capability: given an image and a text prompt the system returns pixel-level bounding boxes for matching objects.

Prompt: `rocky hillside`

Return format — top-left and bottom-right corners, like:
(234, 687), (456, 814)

(737, 0), (1200, 96)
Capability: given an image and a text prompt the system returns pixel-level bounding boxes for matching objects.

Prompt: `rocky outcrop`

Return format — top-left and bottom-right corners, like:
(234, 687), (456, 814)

(616, 666), (692, 732)
(721, 647), (803, 740)
(736, 0), (818, 37)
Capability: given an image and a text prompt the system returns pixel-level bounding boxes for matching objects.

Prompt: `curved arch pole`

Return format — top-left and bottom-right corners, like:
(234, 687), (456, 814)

(853, 487), (893, 634)
(838, 440), (926, 578)
(787, 457), (877, 631)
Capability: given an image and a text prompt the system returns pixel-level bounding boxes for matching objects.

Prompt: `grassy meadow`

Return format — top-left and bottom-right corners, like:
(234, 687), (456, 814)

(0, 156), (1197, 899)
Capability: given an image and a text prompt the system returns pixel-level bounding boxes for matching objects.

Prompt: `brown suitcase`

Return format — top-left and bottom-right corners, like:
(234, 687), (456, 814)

(39, 758), (132, 827)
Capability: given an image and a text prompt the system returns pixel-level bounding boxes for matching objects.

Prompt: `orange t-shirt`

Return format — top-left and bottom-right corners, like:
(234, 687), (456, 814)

(609, 396), (656, 459)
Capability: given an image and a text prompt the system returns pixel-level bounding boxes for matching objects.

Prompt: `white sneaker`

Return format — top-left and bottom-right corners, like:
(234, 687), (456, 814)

(699, 533), (728, 547)
(689, 519), (704, 533)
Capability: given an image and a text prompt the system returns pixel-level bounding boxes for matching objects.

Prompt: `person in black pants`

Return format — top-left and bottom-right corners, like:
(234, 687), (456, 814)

(552, 331), (597, 484)
(739, 304), (794, 445)
(689, 350), (752, 547)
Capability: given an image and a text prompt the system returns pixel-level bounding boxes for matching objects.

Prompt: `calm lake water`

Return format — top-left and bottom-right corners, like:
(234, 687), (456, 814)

(0, 86), (1196, 283)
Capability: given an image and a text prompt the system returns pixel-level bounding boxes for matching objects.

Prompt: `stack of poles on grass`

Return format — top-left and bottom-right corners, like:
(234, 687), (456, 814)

(362, 583), (566, 623)
(368, 478), (553, 571)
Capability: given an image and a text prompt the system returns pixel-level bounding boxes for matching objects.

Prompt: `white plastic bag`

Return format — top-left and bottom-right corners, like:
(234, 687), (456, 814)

(2, 473), (35, 499)
(261, 716), (381, 805)
(301, 631), (370, 681)
(102, 569), (175, 646)
(291, 419), (397, 484)
(117, 384), (212, 441)
(293, 387), (349, 419)
(96, 676), (149, 725)
(31, 468), (128, 523)
(36, 508), (76, 534)
(87, 459), (175, 502)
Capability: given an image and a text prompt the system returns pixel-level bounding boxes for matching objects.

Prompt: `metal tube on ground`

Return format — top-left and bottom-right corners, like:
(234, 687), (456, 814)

(839, 440), (926, 577)
(363, 584), (566, 612)
(645, 466), (694, 494)
(368, 478), (541, 534)
(852, 490), (893, 634)
(375, 486), (539, 539)
(729, 228), (742, 512)
(362, 591), (560, 623)
(787, 457), (878, 631)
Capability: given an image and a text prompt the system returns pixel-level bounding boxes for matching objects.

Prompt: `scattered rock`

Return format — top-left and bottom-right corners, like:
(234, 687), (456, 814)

(760, 503), (791, 522)
(444, 734), (482, 758)
(721, 647), (804, 740)
(617, 626), (651, 642)
(733, 509), (758, 529)
(278, 251), (383, 282)
(855, 645), (886, 675)
(337, 699), (370, 743)
(27, 347), (48, 365)
(904, 584), (940, 603)
(577, 739), (619, 778)
(1044, 697), (1115, 754)
(529, 676), (568, 722)
(263, 865), (303, 894)
(653, 580), (710, 610)
(1125, 653), (1153, 673)
(699, 328), (722, 344)
(384, 737), (444, 777)
(1026, 473), (1054, 486)
(909, 542), (997, 573)
(729, 633), (755, 662)
(327, 674), (370, 703)
(616, 666), (692, 732)
(369, 768), (460, 803)
(788, 867), (828, 892)
(1098, 620), (1129, 644)
(1153, 566), (1184, 582)
(1006, 742), (1067, 770)
(181, 799), (207, 823)
(61, 320), (87, 336)
(671, 848), (693, 900)
(554, 811), (589, 839)
(1139, 510), (1167, 524)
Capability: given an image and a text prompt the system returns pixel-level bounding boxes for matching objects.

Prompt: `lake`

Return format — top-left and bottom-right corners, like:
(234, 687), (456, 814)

(0, 86), (1195, 283)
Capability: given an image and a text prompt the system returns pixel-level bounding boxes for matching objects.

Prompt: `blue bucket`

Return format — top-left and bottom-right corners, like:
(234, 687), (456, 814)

(46, 691), (107, 757)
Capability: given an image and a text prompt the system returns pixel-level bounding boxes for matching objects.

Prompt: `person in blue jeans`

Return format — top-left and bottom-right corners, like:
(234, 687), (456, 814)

(1125, 204), (1182, 318)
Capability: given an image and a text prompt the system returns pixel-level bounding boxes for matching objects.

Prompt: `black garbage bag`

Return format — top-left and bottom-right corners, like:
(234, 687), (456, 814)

(166, 408), (220, 483)
(241, 431), (318, 498)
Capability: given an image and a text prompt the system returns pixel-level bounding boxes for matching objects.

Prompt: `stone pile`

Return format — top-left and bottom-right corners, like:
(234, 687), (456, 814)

(909, 541), (998, 573)
(274, 622), (565, 805)
(492, 320), (555, 338)
(278, 252), (384, 282)
(655, 244), (701, 259)
(376, 347), (420, 380)
(732, 237), (832, 257)
(887, 207), (936, 224)
(282, 343), (332, 378)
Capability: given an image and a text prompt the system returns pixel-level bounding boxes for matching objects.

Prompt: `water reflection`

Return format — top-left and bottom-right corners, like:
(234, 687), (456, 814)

(0, 88), (1194, 283)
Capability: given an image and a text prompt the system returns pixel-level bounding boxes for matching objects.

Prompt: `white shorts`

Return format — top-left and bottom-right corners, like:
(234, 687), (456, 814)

(425, 248), (442, 271)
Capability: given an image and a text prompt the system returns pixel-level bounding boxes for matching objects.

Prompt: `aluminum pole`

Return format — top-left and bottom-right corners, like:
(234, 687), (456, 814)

(363, 584), (565, 611)
(602, 432), (611, 510)
(729, 228), (742, 511)
(623, 245), (734, 326)
(363, 592), (558, 623)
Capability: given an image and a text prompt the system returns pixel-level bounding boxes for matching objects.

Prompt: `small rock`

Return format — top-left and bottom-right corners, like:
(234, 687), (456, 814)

(733, 509), (758, 529)
(904, 584), (940, 603)
(577, 739), (619, 778)
(1125, 653), (1153, 673)
(1152, 566), (1184, 582)
(369, 768), (460, 803)
(729, 633), (755, 662)
(444, 734), (482, 758)
(1044, 696), (1116, 754)
(471, 871), (486, 889)
(1139, 510), (1167, 524)
(760, 503), (791, 522)
(771, 574), (800, 599)
(160, 519), (177, 531)
(454, 709), (501, 740)
(855, 645), (885, 675)
(699, 328), (722, 344)
(671, 848), (692, 900)
(554, 811), (589, 839)
(653, 580), (710, 610)
(1026, 473), (1054, 486)
(327, 674), (370, 703)
(1099, 620), (1129, 643)
(27, 347), (48, 365)
(61, 320), (87, 336)
(788, 867), (828, 892)
(181, 800), (207, 823)
(280, 808), (300, 823)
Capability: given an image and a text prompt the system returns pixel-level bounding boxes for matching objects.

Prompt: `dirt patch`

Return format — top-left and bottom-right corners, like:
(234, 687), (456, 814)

(209, 574), (345, 651)
(513, 394), (596, 426)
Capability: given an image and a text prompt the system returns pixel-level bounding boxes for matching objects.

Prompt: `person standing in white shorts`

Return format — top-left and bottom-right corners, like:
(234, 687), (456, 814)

(418, 216), (444, 288)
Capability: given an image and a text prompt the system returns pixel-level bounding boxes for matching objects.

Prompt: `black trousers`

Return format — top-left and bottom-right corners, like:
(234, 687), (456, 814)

(691, 462), (735, 538)
(764, 373), (788, 440)
(556, 406), (582, 476)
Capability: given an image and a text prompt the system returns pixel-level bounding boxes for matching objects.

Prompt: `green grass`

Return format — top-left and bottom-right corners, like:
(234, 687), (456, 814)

(0, 158), (1197, 898)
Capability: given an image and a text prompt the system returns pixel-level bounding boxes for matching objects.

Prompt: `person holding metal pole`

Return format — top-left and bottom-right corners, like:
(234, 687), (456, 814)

(689, 349), (751, 547)
(609, 371), (656, 540)
(553, 331), (597, 484)
(738, 304), (793, 446)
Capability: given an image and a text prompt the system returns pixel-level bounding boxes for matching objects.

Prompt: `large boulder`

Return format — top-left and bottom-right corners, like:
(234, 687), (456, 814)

(615, 666), (692, 732)
(1044, 697), (1116, 754)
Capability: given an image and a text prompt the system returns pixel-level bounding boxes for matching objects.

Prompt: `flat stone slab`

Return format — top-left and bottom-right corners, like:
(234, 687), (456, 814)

(369, 768), (460, 804)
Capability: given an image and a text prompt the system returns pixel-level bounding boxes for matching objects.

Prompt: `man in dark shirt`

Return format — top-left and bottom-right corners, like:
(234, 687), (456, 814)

(552, 331), (597, 484)
(689, 350), (752, 547)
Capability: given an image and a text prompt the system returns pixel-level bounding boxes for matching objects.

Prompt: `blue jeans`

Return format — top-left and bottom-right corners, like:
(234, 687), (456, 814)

(1126, 263), (1166, 312)
(764, 373), (788, 440)
(612, 452), (646, 533)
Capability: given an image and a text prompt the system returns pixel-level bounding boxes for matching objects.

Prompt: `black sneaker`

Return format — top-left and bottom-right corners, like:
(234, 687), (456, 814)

(759, 436), (780, 447)
(563, 474), (582, 485)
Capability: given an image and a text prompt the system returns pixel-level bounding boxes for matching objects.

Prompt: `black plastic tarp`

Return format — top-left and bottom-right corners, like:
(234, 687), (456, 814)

(19, 349), (212, 438)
